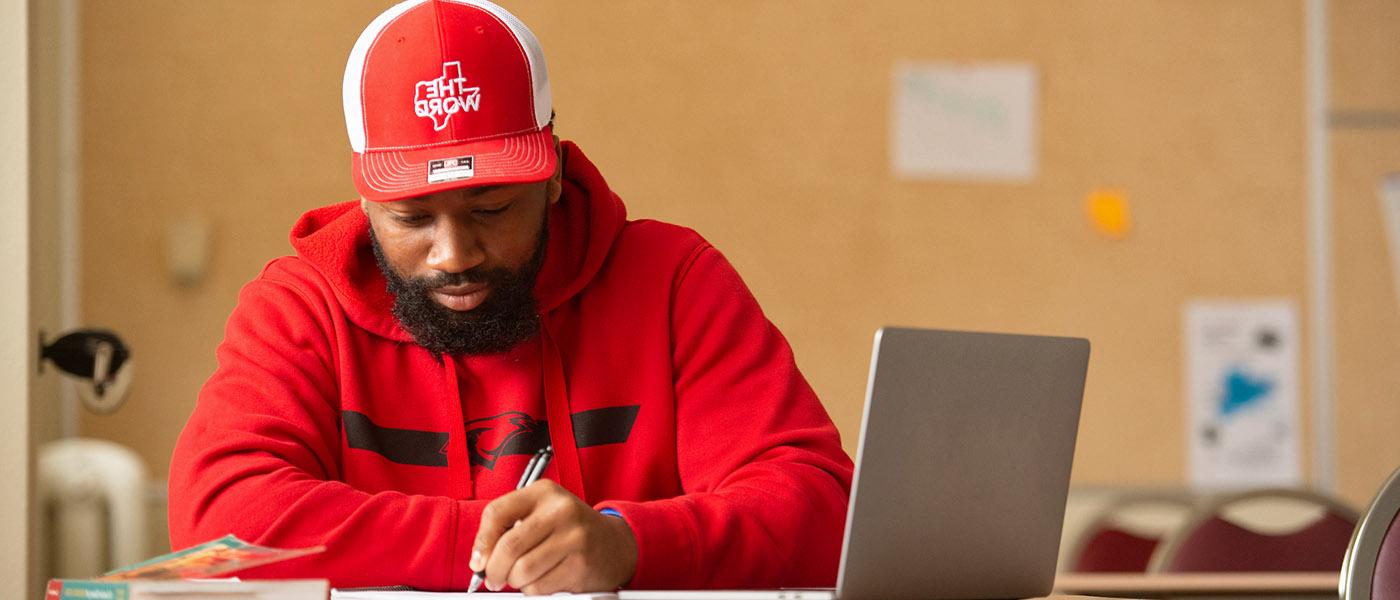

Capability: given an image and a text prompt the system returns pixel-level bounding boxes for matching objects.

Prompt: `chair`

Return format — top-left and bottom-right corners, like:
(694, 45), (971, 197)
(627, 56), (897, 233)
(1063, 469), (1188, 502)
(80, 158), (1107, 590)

(1066, 494), (1195, 572)
(1151, 488), (1359, 572)
(1341, 466), (1400, 600)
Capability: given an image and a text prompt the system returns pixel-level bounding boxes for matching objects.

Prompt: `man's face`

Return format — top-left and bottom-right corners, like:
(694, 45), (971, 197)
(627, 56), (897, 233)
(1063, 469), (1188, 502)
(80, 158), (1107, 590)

(365, 175), (560, 355)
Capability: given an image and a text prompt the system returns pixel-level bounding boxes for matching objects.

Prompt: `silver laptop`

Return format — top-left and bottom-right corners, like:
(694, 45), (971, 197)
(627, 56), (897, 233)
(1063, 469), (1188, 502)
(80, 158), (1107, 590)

(620, 327), (1090, 600)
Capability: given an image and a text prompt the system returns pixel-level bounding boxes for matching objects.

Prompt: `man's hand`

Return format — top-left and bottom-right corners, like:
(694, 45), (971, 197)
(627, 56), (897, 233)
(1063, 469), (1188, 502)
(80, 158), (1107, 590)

(470, 479), (638, 594)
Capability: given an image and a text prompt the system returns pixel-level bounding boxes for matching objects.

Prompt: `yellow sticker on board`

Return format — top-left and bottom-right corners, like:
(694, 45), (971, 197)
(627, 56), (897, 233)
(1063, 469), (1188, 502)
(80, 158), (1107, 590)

(1086, 189), (1132, 239)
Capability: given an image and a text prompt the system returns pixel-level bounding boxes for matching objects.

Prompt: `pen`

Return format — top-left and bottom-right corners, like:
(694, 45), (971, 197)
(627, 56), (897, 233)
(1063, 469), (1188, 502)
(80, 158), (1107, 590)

(468, 445), (553, 593)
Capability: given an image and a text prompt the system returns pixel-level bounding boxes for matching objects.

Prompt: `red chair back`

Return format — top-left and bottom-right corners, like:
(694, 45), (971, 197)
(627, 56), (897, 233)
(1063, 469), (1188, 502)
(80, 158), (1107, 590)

(1068, 493), (1194, 573)
(1072, 527), (1161, 572)
(1160, 512), (1356, 571)
(1155, 489), (1358, 573)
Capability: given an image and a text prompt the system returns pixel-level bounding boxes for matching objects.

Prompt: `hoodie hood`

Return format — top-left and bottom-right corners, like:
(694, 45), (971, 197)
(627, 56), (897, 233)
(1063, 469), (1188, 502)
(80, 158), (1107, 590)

(288, 140), (627, 342)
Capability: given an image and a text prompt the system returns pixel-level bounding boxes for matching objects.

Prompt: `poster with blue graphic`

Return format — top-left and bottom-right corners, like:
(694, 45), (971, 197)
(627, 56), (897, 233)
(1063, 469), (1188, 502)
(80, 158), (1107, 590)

(1186, 300), (1301, 489)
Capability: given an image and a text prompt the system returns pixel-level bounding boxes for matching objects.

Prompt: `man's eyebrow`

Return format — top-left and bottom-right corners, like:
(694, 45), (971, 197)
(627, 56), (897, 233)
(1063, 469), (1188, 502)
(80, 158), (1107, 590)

(469, 184), (508, 195)
(433, 185), (510, 200)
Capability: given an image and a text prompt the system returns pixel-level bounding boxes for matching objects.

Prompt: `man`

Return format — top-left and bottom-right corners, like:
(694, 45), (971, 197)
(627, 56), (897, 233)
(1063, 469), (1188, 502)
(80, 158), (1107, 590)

(168, 0), (852, 593)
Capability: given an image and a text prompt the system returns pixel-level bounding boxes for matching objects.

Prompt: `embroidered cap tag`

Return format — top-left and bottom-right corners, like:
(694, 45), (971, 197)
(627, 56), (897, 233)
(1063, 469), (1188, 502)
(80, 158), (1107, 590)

(427, 156), (475, 184)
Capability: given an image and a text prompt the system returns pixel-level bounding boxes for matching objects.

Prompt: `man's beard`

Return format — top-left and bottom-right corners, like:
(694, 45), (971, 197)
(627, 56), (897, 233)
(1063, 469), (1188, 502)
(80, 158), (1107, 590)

(369, 216), (548, 356)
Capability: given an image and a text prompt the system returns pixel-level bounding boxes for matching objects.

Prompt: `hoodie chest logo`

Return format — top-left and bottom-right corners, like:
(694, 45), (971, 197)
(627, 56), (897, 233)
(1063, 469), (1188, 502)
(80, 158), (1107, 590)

(465, 406), (643, 469)
(466, 411), (550, 469)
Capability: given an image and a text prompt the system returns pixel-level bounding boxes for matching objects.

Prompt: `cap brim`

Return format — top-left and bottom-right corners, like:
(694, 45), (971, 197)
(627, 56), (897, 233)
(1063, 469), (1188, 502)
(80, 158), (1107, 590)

(352, 125), (556, 202)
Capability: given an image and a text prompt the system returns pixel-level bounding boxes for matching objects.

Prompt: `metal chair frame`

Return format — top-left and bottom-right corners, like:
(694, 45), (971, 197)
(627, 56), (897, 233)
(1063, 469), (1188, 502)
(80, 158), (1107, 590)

(1341, 467), (1400, 600)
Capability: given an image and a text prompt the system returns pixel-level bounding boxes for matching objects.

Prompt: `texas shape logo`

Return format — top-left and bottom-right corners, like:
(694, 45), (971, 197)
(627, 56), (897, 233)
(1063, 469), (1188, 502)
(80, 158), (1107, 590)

(414, 62), (481, 131)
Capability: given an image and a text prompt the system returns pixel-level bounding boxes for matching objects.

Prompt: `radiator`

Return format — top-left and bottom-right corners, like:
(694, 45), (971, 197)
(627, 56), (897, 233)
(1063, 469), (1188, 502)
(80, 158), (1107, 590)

(38, 438), (148, 579)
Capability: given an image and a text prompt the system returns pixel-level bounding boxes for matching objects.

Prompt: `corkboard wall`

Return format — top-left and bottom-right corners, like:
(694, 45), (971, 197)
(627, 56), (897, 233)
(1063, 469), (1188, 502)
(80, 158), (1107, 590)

(1331, 0), (1400, 512)
(77, 1), (1396, 508)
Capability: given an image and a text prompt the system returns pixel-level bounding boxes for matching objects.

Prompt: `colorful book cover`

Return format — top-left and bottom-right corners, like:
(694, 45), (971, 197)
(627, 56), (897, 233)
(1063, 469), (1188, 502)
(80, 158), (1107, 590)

(97, 534), (324, 580)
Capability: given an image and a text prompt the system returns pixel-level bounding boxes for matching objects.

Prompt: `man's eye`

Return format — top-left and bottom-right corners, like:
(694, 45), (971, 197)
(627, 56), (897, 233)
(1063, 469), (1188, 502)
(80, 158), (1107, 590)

(394, 214), (430, 225)
(474, 203), (511, 216)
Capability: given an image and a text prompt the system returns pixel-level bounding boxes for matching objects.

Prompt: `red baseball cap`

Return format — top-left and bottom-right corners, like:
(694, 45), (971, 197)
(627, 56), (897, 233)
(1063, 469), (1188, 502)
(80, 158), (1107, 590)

(343, 0), (555, 202)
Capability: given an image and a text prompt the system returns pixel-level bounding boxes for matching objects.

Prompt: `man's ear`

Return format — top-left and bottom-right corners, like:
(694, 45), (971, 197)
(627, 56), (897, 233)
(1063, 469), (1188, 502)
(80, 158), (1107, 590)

(360, 198), (370, 215)
(545, 136), (564, 205)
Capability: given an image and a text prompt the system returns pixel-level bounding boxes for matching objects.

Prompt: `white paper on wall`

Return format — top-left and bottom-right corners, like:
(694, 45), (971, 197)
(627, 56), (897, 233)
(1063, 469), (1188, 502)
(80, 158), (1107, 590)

(890, 62), (1039, 182)
(1185, 300), (1302, 490)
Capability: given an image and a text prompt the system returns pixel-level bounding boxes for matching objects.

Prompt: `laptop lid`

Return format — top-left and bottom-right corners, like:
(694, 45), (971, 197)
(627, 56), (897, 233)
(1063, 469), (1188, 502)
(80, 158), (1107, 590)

(835, 327), (1090, 600)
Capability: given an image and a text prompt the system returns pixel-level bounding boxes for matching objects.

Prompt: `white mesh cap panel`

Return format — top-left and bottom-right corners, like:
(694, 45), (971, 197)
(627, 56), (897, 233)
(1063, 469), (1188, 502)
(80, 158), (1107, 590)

(446, 0), (552, 129)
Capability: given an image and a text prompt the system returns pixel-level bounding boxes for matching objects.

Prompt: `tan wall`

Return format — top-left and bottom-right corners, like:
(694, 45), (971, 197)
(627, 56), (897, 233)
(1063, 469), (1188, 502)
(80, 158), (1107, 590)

(1331, 0), (1400, 513)
(79, 1), (378, 489)
(75, 0), (1397, 525)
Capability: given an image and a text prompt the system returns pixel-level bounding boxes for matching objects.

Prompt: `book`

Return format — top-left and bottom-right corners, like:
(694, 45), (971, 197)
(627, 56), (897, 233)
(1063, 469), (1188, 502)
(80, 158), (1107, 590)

(99, 535), (325, 580)
(45, 578), (328, 599)
(46, 535), (329, 599)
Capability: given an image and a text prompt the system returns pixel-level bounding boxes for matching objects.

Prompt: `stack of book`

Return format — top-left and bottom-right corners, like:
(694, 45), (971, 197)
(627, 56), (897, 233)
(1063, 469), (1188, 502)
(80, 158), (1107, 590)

(46, 578), (328, 599)
(45, 535), (328, 599)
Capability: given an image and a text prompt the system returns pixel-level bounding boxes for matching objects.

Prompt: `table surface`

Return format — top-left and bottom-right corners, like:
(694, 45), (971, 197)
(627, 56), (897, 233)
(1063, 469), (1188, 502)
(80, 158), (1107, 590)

(1053, 572), (1340, 596)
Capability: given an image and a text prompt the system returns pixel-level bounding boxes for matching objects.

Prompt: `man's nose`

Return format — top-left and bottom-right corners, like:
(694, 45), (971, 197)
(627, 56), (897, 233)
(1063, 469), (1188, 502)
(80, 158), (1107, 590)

(425, 220), (485, 274)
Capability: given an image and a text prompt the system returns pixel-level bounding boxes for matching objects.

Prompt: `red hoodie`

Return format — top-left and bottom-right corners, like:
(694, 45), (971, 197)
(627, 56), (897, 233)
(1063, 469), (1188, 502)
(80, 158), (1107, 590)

(168, 141), (853, 591)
